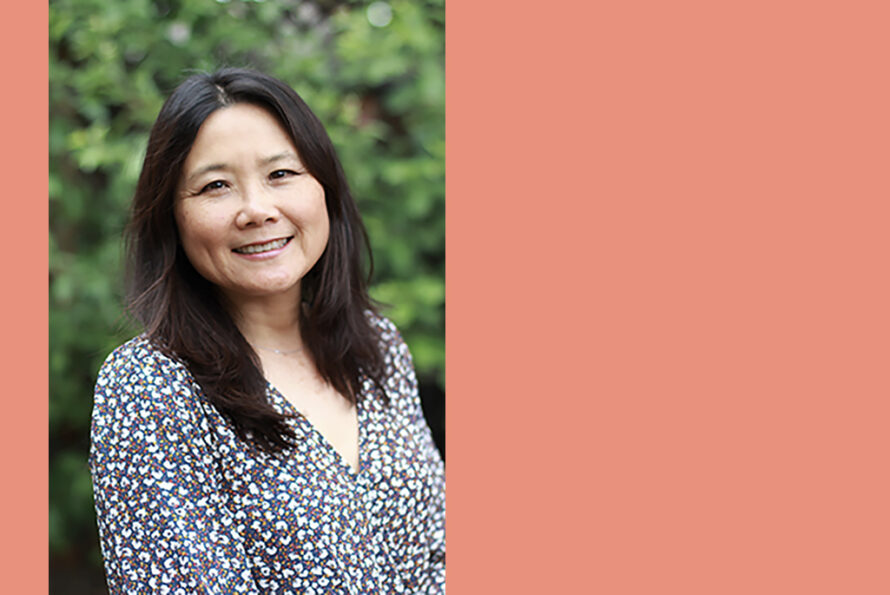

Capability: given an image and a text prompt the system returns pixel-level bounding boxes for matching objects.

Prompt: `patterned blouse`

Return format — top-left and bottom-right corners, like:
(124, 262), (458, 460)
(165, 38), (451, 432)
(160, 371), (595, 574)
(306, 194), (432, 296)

(89, 317), (445, 594)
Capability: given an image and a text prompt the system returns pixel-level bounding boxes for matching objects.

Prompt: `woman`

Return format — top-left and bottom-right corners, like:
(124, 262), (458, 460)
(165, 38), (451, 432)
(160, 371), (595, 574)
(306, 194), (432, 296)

(90, 68), (445, 594)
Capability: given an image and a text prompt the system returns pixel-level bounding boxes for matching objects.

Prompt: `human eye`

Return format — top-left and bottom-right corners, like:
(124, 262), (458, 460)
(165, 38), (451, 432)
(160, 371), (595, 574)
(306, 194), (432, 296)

(198, 179), (229, 194)
(269, 169), (300, 180)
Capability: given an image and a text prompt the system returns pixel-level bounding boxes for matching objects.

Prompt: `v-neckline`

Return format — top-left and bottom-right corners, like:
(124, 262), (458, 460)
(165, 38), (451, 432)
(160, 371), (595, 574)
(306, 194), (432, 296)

(266, 381), (365, 478)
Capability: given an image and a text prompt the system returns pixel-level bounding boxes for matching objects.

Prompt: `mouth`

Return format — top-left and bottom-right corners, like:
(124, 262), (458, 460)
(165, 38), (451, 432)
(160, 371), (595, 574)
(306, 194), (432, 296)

(233, 237), (293, 255)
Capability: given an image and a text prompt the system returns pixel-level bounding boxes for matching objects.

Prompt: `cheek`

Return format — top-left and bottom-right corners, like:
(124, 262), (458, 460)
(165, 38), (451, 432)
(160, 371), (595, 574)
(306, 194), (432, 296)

(176, 208), (222, 262)
(303, 184), (330, 241)
(316, 204), (331, 242)
(175, 211), (198, 250)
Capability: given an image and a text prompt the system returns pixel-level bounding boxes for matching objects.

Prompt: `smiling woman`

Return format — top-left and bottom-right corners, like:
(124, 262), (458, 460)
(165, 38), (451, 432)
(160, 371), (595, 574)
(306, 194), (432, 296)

(89, 69), (445, 593)
(175, 104), (330, 305)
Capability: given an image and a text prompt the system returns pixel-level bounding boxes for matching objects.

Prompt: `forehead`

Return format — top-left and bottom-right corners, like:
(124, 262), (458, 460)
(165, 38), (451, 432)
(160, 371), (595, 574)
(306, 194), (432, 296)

(184, 103), (298, 167)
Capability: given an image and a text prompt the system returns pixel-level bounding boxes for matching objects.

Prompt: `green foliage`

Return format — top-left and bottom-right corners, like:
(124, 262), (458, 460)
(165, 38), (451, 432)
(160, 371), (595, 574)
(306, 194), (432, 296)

(50, 0), (443, 575)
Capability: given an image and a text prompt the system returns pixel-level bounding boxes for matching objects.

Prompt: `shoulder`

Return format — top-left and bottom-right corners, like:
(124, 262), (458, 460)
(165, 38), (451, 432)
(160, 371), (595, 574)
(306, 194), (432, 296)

(365, 310), (414, 376)
(96, 335), (192, 391)
(364, 311), (421, 413)
(91, 336), (218, 474)
(93, 335), (201, 424)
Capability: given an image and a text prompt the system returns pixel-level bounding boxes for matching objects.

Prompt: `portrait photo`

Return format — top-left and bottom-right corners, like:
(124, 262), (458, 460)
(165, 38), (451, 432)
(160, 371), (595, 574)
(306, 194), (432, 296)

(49, 0), (444, 591)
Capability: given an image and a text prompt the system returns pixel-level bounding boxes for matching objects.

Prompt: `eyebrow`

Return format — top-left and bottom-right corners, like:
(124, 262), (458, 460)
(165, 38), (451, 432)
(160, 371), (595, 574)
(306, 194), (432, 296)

(261, 151), (300, 166)
(184, 152), (302, 185)
(185, 163), (227, 184)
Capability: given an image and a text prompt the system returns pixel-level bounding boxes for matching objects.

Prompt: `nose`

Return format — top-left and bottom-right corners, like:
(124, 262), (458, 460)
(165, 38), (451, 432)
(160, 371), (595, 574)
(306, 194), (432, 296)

(235, 183), (279, 228)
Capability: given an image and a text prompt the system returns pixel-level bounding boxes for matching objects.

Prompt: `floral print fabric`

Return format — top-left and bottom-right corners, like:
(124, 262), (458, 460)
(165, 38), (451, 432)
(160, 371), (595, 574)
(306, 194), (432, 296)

(90, 316), (445, 594)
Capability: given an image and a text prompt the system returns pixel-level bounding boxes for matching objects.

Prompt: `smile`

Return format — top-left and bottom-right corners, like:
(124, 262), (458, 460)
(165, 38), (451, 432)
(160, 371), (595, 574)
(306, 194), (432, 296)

(233, 237), (292, 254)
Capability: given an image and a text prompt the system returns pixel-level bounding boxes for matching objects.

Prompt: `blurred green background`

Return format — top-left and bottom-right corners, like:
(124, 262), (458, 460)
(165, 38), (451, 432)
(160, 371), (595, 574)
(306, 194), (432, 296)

(49, 0), (444, 590)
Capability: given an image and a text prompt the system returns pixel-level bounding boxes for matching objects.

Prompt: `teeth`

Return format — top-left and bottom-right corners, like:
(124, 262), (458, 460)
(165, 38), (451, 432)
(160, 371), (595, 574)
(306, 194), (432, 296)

(234, 238), (289, 254)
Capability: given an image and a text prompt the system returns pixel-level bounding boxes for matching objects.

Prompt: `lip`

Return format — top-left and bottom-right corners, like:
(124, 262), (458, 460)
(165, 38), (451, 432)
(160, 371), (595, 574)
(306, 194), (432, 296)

(232, 236), (293, 259)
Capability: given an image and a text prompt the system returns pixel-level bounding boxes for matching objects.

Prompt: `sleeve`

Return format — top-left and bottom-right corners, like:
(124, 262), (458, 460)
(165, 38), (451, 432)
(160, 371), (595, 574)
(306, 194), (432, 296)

(89, 343), (261, 594)
(385, 321), (447, 594)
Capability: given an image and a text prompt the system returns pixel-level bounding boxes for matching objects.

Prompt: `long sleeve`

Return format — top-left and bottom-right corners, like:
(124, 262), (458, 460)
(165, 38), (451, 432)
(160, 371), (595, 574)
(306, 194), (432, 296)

(89, 340), (260, 594)
(386, 321), (447, 594)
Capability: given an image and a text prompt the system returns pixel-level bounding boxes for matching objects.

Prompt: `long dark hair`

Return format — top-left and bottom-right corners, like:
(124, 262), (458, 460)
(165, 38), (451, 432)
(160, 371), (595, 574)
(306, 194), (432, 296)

(126, 68), (384, 453)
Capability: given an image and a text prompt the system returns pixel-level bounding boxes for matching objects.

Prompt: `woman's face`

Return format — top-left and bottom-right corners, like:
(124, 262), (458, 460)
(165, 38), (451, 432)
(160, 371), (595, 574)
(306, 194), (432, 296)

(175, 103), (330, 306)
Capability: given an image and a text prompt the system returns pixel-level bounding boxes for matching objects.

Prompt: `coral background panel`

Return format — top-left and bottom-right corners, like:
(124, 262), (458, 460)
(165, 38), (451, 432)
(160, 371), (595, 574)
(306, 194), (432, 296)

(0, 1), (49, 591)
(447, 0), (890, 592)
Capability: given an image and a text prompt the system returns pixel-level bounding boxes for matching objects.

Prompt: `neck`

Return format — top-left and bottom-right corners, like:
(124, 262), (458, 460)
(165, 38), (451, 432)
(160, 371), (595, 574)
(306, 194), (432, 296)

(224, 289), (305, 353)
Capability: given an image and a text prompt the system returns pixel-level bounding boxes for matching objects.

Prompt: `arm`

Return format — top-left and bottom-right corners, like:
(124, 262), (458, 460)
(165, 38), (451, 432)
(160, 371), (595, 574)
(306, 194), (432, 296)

(89, 341), (260, 594)
(386, 323), (447, 594)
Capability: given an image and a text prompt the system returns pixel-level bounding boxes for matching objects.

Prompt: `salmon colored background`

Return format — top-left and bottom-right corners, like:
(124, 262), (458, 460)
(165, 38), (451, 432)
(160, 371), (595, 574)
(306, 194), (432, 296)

(2, 1), (48, 591)
(10, 0), (889, 592)
(446, 1), (888, 594)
